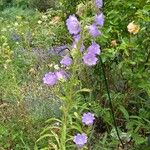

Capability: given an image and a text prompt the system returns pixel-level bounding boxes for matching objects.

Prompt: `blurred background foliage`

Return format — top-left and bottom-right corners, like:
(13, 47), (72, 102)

(0, 0), (150, 149)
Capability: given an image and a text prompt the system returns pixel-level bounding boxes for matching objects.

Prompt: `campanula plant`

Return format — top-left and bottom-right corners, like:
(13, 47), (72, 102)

(36, 1), (104, 149)
(36, 0), (150, 149)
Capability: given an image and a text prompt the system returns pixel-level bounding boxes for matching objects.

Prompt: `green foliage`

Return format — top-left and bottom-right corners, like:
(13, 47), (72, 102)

(28, 0), (57, 11)
(0, 0), (150, 149)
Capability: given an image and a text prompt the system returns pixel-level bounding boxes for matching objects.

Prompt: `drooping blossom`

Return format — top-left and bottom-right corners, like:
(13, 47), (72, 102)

(66, 15), (81, 35)
(55, 70), (67, 80)
(82, 112), (95, 126)
(60, 56), (72, 67)
(43, 72), (57, 86)
(83, 52), (98, 66)
(88, 24), (101, 37)
(73, 133), (87, 148)
(95, 13), (104, 26)
(95, 0), (103, 8)
(87, 42), (101, 55)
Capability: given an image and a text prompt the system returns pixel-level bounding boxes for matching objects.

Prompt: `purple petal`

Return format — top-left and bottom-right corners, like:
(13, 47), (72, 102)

(66, 15), (81, 35)
(87, 42), (101, 55)
(83, 52), (98, 66)
(95, 13), (104, 26)
(88, 24), (101, 37)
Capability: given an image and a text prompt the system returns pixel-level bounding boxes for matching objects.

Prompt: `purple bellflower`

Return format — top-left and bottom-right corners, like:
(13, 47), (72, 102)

(83, 52), (98, 66)
(66, 15), (81, 35)
(43, 72), (57, 86)
(87, 42), (101, 55)
(60, 56), (72, 67)
(95, 0), (103, 8)
(55, 70), (67, 80)
(73, 133), (87, 148)
(95, 13), (104, 26)
(88, 24), (101, 37)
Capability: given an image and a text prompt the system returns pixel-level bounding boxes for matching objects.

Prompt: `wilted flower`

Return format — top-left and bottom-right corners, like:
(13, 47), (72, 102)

(52, 16), (60, 24)
(73, 133), (87, 148)
(43, 72), (57, 86)
(127, 22), (140, 34)
(60, 56), (72, 67)
(82, 112), (95, 125)
(87, 42), (101, 55)
(55, 70), (67, 80)
(88, 24), (101, 37)
(95, 13), (104, 26)
(83, 52), (98, 66)
(111, 40), (117, 47)
(66, 15), (81, 35)
(95, 0), (103, 8)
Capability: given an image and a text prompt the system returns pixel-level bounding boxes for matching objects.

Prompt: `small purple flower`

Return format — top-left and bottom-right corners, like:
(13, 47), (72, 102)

(95, 0), (103, 8)
(82, 112), (95, 125)
(43, 72), (57, 86)
(66, 15), (81, 35)
(83, 52), (98, 66)
(88, 24), (101, 37)
(87, 42), (101, 55)
(95, 13), (104, 26)
(55, 70), (67, 80)
(73, 133), (87, 148)
(60, 56), (72, 67)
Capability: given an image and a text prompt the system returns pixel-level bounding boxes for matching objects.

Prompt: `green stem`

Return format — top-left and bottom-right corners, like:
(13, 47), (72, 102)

(99, 57), (124, 148)
(61, 107), (67, 150)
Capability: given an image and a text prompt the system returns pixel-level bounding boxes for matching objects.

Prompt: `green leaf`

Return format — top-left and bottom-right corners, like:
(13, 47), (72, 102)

(36, 134), (55, 143)
(45, 118), (62, 124)
(76, 88), (92, 93)
(119, 105), (129, 120)
(143, 5), (150, 11)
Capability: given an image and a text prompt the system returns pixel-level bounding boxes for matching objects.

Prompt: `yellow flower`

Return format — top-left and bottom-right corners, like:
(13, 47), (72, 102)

(127, 22), (140, 34)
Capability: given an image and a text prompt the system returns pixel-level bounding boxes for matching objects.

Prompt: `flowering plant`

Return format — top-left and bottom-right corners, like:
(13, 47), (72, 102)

(35, 0), (150, 149)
